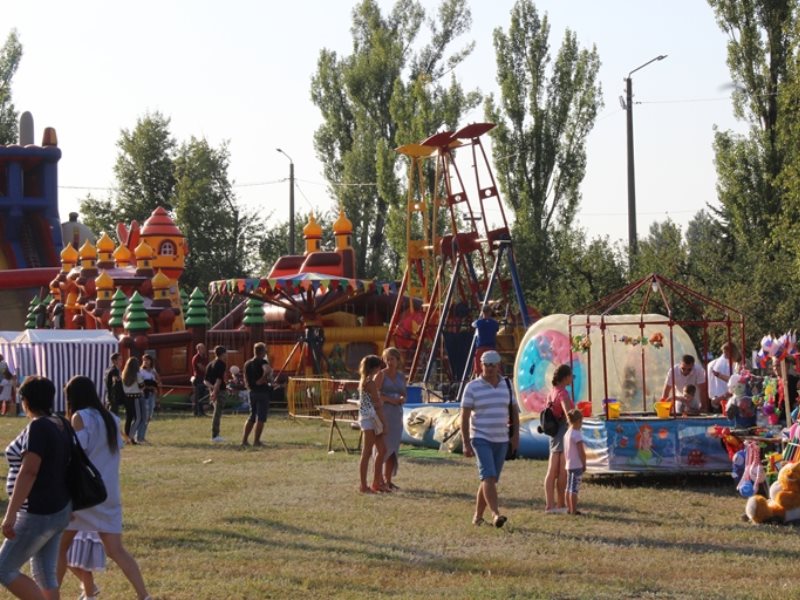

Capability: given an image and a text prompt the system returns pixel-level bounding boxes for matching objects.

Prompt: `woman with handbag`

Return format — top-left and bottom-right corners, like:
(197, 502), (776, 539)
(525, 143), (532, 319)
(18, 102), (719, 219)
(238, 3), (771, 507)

(357, 355), (388, 493)
(0, 376), (72, 599)
(135, 355), (160, 444)
(57, 376), (152, 600)
(120, 358), (143, 445)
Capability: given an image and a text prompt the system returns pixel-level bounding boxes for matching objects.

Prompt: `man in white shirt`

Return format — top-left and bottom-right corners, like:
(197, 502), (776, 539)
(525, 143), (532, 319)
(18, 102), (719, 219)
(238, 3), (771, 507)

(662, 354), (707, 412)
(707, 342), (739, 413)
(461, 350), (519, 528)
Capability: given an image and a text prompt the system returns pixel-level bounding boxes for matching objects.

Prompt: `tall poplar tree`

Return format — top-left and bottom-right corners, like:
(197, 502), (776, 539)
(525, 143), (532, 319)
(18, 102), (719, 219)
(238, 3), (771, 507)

(173, 138), (263, 290)
(310, 0), (479, 278)
(484, 0), (602, 307)
(0, 30), (22, 145)
(707, 0), (800, 333)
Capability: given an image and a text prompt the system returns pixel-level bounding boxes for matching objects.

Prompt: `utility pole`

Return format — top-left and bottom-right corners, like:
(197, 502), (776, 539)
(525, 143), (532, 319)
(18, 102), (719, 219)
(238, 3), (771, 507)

(276, 148), (295, 255)
(623, 54), (667, 266)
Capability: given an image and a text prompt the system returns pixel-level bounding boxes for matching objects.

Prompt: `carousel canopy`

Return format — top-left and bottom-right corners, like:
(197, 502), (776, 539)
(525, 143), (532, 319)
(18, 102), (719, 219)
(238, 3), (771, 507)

(208, 274), (400, 317)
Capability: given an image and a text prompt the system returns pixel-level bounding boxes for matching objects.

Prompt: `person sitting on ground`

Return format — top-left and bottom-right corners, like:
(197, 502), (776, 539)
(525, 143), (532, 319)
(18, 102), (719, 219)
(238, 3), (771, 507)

(675, 384), (700, 416)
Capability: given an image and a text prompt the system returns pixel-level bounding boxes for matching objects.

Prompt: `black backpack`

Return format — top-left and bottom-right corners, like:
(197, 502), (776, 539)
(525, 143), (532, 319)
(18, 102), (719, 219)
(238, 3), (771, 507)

(537, 403), (560, 437)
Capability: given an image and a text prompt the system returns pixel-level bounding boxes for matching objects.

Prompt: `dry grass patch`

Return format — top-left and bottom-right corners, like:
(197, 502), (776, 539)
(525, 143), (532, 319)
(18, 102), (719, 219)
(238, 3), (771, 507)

(0, 413), (796, 599)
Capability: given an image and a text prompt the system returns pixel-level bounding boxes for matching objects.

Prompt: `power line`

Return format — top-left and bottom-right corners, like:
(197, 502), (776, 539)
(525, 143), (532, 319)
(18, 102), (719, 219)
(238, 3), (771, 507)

(296, 177), (378, 188)
(58, 178), (286, 193)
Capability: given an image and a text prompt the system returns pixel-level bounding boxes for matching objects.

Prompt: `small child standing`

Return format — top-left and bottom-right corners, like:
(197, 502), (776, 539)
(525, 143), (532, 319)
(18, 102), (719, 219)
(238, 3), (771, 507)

(675, 383), (700, 416)
(563, 409), (586, 515)
(0, 370), (15, 416)
(358, 355), (388, 493)
(66, 531), (106, 600)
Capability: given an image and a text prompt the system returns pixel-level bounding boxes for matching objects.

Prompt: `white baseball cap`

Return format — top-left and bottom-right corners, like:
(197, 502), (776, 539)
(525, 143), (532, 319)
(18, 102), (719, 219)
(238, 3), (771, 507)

(481, 350), (502, 365)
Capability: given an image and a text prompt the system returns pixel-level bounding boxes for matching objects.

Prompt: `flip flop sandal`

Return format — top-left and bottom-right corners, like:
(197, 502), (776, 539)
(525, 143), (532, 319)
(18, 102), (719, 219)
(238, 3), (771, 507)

(493, 515), (508, 528)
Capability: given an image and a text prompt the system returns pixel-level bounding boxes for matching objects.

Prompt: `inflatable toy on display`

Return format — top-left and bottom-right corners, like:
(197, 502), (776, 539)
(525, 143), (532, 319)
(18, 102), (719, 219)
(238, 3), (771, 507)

(745, 460), (800, 524)
(513, 313), (698, 416)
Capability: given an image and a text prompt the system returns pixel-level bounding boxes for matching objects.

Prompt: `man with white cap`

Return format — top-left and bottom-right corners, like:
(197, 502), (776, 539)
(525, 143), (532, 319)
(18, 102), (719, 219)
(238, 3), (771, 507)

(460, 350), (519, 528)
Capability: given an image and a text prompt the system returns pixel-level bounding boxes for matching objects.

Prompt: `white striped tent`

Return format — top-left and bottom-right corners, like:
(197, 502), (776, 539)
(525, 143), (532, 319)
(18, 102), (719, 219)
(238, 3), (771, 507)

(11, 330), (119, 413)
(0, 331), (18, 374)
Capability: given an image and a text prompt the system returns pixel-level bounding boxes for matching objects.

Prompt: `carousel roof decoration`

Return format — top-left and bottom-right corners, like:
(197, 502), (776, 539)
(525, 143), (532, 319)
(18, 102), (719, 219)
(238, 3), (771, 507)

(209, 273), (398, 317)
(574, 272), (745, 328)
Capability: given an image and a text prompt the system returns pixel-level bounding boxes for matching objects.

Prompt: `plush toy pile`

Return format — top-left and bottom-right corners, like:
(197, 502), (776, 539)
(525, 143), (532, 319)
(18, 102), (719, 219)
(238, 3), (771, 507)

(745, 460), (800, 524)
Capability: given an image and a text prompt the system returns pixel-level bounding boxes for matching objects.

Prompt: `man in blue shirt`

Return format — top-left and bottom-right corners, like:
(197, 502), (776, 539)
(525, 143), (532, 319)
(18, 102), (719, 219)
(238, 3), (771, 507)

(471, 306), (500, 375)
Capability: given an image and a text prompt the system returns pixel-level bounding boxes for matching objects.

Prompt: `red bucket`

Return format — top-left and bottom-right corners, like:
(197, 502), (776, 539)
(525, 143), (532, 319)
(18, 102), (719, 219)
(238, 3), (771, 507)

(577, 401), (592, 418)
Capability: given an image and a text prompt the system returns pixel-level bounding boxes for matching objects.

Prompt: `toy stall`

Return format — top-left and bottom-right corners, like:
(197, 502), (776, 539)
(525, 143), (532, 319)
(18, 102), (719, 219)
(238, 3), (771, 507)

(514, 274), (745, 473)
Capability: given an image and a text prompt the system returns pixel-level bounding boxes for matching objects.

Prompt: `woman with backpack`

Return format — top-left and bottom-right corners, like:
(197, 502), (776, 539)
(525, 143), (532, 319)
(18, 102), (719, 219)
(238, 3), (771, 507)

(543, 364), (574, 514)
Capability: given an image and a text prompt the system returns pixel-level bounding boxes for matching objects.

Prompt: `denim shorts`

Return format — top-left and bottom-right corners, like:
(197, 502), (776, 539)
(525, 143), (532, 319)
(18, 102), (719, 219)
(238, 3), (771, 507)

(0, 502), (71, 590)
(567, 468), (583, 494)
(472, 437), (508, 481)
(549, 420), (568, 453)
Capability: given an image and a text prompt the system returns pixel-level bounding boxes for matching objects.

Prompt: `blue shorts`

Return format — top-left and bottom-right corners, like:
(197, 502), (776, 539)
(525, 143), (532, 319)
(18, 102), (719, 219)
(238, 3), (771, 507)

(0, 502), (71, 590)
(567, 468), (583, 494)
(472, 437), (508, 481)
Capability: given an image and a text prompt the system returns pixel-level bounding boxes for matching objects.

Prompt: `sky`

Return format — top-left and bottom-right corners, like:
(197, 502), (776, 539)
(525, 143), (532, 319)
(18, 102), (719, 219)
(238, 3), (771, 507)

(6, 0), (744, 249)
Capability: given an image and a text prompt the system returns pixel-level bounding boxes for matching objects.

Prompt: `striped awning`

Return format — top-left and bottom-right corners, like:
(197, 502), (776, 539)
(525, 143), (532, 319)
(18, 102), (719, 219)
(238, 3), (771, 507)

(9, 330), (119, 413)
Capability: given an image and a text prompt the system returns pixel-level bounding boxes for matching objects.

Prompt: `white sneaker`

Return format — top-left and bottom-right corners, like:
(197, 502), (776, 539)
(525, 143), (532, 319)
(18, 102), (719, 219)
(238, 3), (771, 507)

(212, 436), (225, 443)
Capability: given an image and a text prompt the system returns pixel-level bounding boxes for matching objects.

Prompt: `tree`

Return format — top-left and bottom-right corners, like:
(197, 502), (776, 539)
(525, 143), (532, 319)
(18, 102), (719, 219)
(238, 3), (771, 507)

(310, 0), (479, 279)
(0, 30), (22, 145)
(633, 220), (688, 282)
(707, 0), (800, 334)
(484, 0), (602, 307)
(76, 193), (118, 238)
(541, 229), (626, 313)
(113, 111), (177, 225)
(172, 137), (263, 290)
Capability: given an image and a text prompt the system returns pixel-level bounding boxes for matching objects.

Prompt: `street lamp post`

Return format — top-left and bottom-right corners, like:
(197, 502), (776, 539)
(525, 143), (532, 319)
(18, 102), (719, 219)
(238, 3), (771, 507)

(623, 54), (667, 263)
(276, 148), (295, 255)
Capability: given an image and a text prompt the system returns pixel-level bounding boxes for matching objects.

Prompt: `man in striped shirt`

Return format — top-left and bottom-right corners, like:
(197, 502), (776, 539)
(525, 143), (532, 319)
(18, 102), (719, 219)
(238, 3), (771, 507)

(461, 350), (519, 528)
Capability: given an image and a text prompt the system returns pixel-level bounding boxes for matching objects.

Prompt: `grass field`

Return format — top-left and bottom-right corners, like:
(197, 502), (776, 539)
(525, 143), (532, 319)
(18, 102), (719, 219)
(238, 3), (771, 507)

(0, 412), (796, 600)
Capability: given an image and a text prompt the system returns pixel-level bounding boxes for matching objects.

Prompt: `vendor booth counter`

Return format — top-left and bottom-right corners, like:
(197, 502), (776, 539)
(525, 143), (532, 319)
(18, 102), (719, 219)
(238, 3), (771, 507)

(401, 401), (733, 473)
(584, 413), (732, 474)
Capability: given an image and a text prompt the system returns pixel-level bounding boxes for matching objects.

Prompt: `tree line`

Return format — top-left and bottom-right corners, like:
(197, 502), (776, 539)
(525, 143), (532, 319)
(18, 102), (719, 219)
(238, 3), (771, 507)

(3, 0), (798, 342)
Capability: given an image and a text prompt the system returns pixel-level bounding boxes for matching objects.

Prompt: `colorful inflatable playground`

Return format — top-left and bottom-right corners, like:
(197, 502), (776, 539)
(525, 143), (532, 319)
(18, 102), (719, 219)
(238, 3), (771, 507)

(4, 114), (800, 490)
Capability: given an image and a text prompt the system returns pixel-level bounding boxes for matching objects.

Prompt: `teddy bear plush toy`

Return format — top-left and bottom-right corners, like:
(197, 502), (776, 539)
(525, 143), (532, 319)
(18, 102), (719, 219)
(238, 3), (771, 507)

(745, 460), (800, 524)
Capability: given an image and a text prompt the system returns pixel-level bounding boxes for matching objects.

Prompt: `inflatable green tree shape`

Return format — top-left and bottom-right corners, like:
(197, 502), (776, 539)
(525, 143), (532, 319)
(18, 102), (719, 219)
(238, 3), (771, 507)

(242, 296), (265, 325)
(108, 288), (128, 329)
(123, 291), (151, 332)
(184, 287), (210, 327)
(180, 288), (189, 315)
(24, 295), (40, 329)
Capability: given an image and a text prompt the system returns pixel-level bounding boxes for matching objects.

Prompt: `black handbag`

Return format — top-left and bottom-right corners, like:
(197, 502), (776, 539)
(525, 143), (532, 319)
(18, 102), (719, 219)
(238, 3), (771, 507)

(503, 378), (518, 460)
(61, 417), (108, 511)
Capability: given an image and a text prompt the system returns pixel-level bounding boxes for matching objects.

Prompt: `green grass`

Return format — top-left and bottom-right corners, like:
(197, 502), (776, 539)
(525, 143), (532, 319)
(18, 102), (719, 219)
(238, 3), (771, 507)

(0, 412), (796, 599)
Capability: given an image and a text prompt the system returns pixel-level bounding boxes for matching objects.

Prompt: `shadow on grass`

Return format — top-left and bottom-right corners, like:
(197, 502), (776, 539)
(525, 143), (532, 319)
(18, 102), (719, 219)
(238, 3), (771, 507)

(548, 525), (800, 561)
(587, 472), (735, 495)
(147, 515), (487, 576)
